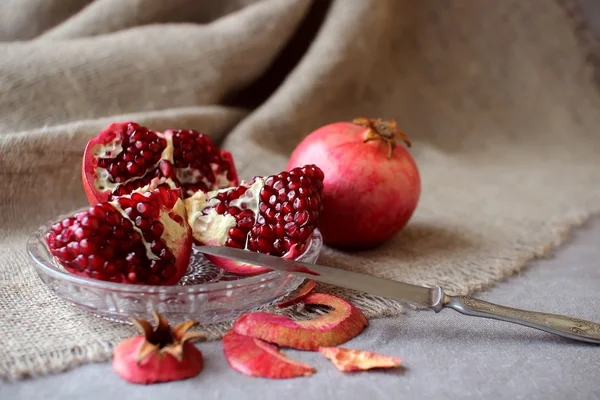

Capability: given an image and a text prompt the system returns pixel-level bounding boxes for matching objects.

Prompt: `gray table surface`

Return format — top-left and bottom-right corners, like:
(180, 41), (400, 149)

(2, 217), (600, 399)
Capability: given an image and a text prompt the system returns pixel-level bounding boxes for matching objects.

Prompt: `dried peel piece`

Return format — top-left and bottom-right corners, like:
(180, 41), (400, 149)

(277, 279), (317, 308)
(318, 347), (402, 372)
(233, 293), (367, 351)
(112, 311), (205, 384)
(222, 331), (315, 379)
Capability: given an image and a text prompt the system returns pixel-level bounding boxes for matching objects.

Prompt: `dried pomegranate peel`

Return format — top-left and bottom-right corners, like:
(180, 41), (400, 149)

(233, 293), (367, 351)
(277, 279), (317, 308)
(318, 347), (402, 372)
(222, 331), (315, 379)
(112, 311), (205, 384)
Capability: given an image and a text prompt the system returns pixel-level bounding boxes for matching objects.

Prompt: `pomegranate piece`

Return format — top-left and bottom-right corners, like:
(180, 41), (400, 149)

(185, 165), (325, 275)
(287, 118), (421, 249)
(113, 311), (205, 384)
(82, 122), (238, 204)
(233, 293), (367, 350)
(277, 279), (317, 308)
(45, 187), (192, 285)
(222, 331), (315, 379)
(318, 347), (402, 372)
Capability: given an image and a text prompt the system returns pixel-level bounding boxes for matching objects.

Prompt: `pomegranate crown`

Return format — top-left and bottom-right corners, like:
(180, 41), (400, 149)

(353, 117), (411, 158)
(131, 311), (206, 363)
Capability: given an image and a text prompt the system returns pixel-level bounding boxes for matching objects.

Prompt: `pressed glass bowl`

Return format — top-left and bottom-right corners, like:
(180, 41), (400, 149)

(27, 209), (322, 325)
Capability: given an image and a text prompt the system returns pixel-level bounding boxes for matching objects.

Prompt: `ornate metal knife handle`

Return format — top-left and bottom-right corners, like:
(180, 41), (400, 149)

(432, 290), (600, 344)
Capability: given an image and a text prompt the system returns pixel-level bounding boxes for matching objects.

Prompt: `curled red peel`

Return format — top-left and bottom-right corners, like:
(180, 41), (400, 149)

(318, 347), (402, 372)
(233, 293), (367, 351)
(222, 331), (315, 379)
(277, 280), (317, 308)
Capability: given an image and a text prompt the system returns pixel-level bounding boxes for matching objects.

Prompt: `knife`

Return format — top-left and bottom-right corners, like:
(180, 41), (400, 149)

(198, 246), (600, 344)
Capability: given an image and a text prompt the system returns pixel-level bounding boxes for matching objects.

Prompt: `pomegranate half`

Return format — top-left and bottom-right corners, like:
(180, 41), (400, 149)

(185, 165), (325, 275)
(45, 187), (192, 285)
(82, 122), (238, 204)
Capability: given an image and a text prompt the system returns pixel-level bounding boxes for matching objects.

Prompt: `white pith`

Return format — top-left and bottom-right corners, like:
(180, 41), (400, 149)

(93, 135), (175, 192)
(157, 197), (189, 255)
(185, 178), (264, 249)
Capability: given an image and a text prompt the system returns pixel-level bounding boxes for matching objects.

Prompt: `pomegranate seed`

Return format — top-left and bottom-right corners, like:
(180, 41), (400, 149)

(136, 202), (151, 216)
(265, 207), (276, 220)
(293, 197), (308, 210)
(150, 221), (164, 237)
(238, 217), (254, 229)
(295, 210), (310, 226)
(308, 197), (320, 210)
(151, 241), (165, 255)
(216, 203), (227, 215)
(260, 187), (273, 202)
(135, 216), (150, 230)
(256, 237), (273, 254)
(228, 207), (241, 216)
(81, 216), (99, 230)
(229, 228), (247, 243)
(283, 202), (293, 214)
(226, 238), (244, 249)
(89, 255), (105, 270)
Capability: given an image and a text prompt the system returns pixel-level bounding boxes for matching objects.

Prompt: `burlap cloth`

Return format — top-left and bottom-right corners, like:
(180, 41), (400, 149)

(1, 0), (599, 381)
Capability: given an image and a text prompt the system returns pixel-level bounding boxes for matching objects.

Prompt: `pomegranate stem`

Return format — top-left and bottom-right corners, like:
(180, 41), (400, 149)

(353, 117), (411, 159)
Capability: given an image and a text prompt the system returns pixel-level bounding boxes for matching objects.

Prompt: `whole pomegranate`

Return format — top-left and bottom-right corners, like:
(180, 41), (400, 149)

(287, 118), (420, 249)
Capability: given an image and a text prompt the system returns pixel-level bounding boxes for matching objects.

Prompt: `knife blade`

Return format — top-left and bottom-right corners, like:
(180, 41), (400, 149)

(198, 245), (600, 344)
(198, 245), (440, 308)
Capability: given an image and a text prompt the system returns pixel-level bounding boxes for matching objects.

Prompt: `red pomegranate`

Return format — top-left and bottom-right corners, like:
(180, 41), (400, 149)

(185, 165), (325, 275)
(287, 118), (420, 249)
(45, 187), (192, 285)
(82, 122), (238, 204)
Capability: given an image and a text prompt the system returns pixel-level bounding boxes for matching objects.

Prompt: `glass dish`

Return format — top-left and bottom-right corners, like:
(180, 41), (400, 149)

(27, 208), (322, 325)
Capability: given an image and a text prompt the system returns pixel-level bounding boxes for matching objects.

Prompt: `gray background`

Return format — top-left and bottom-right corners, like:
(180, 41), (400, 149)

(3, 217), (600, 400)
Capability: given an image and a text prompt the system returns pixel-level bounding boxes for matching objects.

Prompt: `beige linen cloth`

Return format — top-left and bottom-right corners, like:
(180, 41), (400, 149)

(1, 0), (600, 381)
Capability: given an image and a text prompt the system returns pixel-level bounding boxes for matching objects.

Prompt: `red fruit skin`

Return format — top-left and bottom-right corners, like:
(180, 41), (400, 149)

(203, 242), (304, 276)
(112, 336), (203, 384)
(232, 293), (368, 351)
(82, 122), (131, 205)
(277, 279), (316, 308)
(287, 122), (421, 249)
(222, 331), (315, 379)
